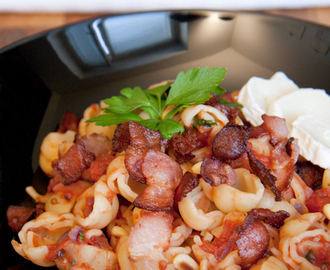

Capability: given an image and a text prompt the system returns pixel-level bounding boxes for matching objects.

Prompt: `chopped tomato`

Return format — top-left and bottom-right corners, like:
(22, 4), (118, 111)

(306, 188), (330, 212)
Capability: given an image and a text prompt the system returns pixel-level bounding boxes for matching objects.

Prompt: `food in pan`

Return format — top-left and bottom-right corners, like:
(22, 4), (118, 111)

(7, 67), (330, 270)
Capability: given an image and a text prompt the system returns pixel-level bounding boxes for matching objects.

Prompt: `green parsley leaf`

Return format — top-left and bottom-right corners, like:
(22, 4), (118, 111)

(219, 97), (243, 108)
(165, 67), (226, 106)
(193, 115), (217, 129)
(87, 67), (227, 139)
(79, 232), (85, 241)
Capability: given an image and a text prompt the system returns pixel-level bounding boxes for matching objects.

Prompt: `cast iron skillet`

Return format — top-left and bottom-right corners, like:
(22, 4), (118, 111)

(0, 10), (329, 269)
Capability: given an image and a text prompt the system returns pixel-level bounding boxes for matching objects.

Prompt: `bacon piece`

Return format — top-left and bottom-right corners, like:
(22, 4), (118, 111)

(286, 137), (300, 163)
(204, 92), (241, 122)
(134, 149), (183, 211)
(77, 133), (112, 158)
(212, 122), (250, 162)
(269, 140), (295, 193)
(247, 208), (290, 229)
(260, 114), (288, 146)
(127, 211), (173, 262)
(134, 186), (175, 211)
(236, 218), (270, 269)
(87, 153), (115, 182)
(296, 161), (324, 190)
(228, 152), (253, 172)
(7, 205), (36, 233)
(112, 123), (130, 152)
(124, 122), (163, 183)
(57, 110), (80, 133)
(53, 142), (95, 185)
(249, 126), (269, 139)
(174, 171), (199, 204)
(247, 149), (282, 201)
(170, 127), (208, 164)
(201, 157), (236, 186)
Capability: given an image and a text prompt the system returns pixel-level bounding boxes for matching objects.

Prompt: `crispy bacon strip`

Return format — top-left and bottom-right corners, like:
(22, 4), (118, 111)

(57, 110), (80, 133)
(247, 208), (290, 229)
(212, 122), (250, 162)
(124, 122), (163, 183)
(260, 114), (288, 146)
(236, 218), (270, 269)
(174, 171), (199, 204)
(53, 142), (95, 185)
(170, 127), (208, 164)
(127, 211), (173, 262)
(200, 157), (236, 186)
(7, 206), (36, 233)
(134, 149), (183, 211)
(112, 123), (130, 153)
(247, 149), (281, 201)
(77, 133), (112, 158)
(295, 161), (325, 190)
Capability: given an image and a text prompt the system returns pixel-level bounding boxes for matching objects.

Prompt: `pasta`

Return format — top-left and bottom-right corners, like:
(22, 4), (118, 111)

(7, 70), (330, 270)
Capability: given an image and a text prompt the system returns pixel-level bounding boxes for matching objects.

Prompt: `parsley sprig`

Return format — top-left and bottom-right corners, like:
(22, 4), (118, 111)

(87, 67), (226, 139)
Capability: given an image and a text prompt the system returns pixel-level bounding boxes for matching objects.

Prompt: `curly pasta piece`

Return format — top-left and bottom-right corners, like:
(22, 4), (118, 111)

(178, 184), (224, 231)
(181, 104), (229, 127)
(39, 130), (76, 176)
(279, 212), (330, 269)
(78, 102), (117, 140)
(11, 212), (76, 267)
(212, 168), (265, 213)
(74, 180), (119, 229)
(250, 256), (288, 270)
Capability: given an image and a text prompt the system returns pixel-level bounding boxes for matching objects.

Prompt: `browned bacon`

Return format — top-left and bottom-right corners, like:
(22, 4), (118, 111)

(260, 114), (288, 146)
(286, 137), (300, 163)
(76, 133), (112, 158)
(53, 142), (95, 185)
(174, 171), (199, 204)
(236, 218), (270, 269)
(247, 208), (290, 229)
(7, 205), (36, 233)
(127, 211), (173, 264)
(56, 110), (80, 133)
(124, 122), (163, 183)
(134, 149), (183, 211)
(112, 123), (130, 153)
(170, 127), (208, 164)
(296, 161), (325, 190)
(200, 157), (236, 186)
(212, 122), (250, 162)
(247, 149), (282, 201)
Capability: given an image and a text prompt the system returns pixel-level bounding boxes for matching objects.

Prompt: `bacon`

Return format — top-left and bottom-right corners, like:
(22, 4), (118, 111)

(249, 126), (270, 139)
(134, 186), (175, 211)
(295, 161), (325, 190)
(260, 114), (288, 146)
(83, 196), (95, 217)
(247, 208), (290, 229)
(169, 127), (208, 164)
(236, 218), (270, 269)
(174, 171), (199, 204)
(204, 92), (241, 122)
(127, 211), (173, 262)
(247, 149), (282, 201)
(87, 153), (115, 182)
(133, 149), (183, 211)
(77, 133), (112, 158)
(212, 122), (250, 162)
(7, 205), (36, 233)
(124, 122), (163, 183)
(52, 141), (95, 185)
(200, 157), (236, 186)
(286, 137), (300, 163)
(56, 110), (80, 133)
(228, 152), (253, 172)
(112, 123), (130, 153)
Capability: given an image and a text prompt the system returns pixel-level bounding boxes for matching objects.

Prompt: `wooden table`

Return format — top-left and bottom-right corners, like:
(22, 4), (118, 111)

(0, 7), (329, 50)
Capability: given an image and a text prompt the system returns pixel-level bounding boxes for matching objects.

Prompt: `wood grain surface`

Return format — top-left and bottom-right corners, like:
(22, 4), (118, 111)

(0, 7), (329, 50)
